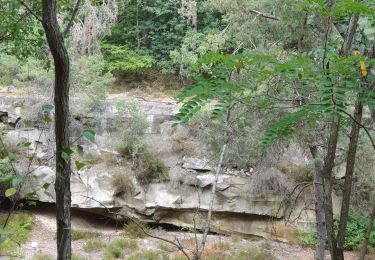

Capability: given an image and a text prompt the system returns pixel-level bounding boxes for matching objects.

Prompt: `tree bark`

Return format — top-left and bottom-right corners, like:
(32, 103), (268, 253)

(322, 118), (341, 260)
(42, 1), (72, 259)
(310, 146), (327, 260)
(336, 99), (363, 257)
(359, 198), (375, 260)
(321, 12), (360, 260)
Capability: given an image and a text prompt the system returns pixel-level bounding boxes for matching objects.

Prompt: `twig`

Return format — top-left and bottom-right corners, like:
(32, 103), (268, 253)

(249, 9), (280, 21)
(81, 195), (192, 260)
(62, 0), (82, 38)
(19, 1), (43, 23)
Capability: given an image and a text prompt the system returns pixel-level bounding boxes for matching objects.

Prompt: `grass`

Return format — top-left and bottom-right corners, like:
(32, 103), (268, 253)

(229, 244), (275, 260)
(32, 253), (54, 260)
(0, 212), (33, 256)
(71, 229), (100, 241)
(72, 255), (89, 260)
(83, 238), (106, 252)
(103, 238), (138, 260)
(158, 241), (175, 252)
(127, 250), (162, 260)
(123, 221), (150, 238)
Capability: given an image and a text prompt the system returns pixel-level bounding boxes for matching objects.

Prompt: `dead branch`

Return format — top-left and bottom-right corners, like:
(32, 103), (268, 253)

(249, 9), (280, 21)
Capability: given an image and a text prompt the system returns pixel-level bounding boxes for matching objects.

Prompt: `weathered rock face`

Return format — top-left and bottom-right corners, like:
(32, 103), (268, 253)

(0, 95), (341, 243)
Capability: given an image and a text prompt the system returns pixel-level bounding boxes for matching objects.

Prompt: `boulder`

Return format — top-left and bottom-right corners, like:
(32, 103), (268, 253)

(182, 157), (211, 171)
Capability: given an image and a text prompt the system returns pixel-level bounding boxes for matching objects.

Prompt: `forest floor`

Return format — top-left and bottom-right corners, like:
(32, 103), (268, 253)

(13, 206), (373, 260)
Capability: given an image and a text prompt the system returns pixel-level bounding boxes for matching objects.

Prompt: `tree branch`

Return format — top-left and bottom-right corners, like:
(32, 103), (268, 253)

(19, 1), (43, 23)
(62, 0), (82, 38)
(249, 9), (280, 21)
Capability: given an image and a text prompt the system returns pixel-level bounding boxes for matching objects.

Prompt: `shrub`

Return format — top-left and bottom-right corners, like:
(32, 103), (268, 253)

(0, 212), (33, 255)
(102, 43), (155, 74)
(127, 250), (160, 260)
(0, 55), (20, 86)
(335, 209), (375, 251)
(112, 172), (134, 196)
(158, 241), (175, 252)
(71, 229), (100, 241)
(229, 243), (275, 260)
(70, 54), (114, 105)
(123, 221), (150, 238)
(277, 163), (313, 182)
(114, 99), (169, 185)
(171, 134), (195, 157)
(104, 239), (138, 260)
(296, 230), (317, 248)
(135, 151), (169, 185)
(32, 253), (54, 260)
(72, 255), (88, 260)
(83, 238), (105, 252)
(297, 209), (375, 251)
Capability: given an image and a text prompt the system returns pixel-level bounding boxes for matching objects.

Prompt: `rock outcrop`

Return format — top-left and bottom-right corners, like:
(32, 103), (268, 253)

(0, 95), (342, 243)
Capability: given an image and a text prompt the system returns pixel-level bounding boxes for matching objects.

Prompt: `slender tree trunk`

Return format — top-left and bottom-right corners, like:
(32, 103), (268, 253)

(336, 99), (363, 257)
(322, 118), (341, 260)
(42, 1), (72, 259)
(194, 105), (232, 260)
(359, 199), (375, 260)
(310, 146), (327, 260)
(321, 12), (360, 260)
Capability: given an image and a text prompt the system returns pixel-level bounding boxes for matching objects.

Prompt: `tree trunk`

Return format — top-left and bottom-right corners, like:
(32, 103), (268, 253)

(42, 1), (72, 259)
(321, 12), (360, 260)
(310, 146), (327, 260)
(359, 199), (375, 260)
(336, 99), (363, 257)
(322, 118), (341, 260)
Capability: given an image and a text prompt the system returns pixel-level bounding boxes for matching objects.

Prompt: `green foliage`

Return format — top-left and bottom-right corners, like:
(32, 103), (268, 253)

(297, 209), (375, 250)
(228, 243), (275, 260)
(297, 230), (317, 248)
(123, 221), (149, 239)
(127, 250), (161, 260)
(0, 212), (33, 256)
(71, 54), (114, 104)
(0, 55), (52, 91)
(112, 172), (134, 196)
(102, 44), (155, 74)
(104, 238), (138, 260)
(335, 209), (375, 251)
(71, 229), (100, 241)
(115, 100), (168, 184)
(170, 29), (228, 78)
(83, 238), (105, 253)
(277, 163), (313, 182)
(32, 253), (54, 260)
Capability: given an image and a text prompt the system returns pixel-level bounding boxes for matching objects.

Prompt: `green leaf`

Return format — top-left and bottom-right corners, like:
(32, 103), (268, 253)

(7, 152), (16, 161)
(75, 161), (86, 171)
(12, 176), (24, 187)
(26, 201), (37, 207)
(76, 145), (84, 157)
(44, 115), (52, 124)
(42, 182), (50, 190)
(42, 104), (54, 112)
(61, 147), (74, 163)
(5, 187), (17, 197)
(83, 130), (96, 143)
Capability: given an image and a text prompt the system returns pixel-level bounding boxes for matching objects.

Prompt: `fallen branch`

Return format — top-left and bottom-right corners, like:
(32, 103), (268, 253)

(249, 9), (280, 21)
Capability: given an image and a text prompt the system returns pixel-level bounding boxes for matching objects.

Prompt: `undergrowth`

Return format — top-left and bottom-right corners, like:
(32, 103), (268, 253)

(0, 212), (33, 256)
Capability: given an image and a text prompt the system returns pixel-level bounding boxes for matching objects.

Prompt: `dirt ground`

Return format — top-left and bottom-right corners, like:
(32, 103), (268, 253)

(11, 206), (373, 260)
